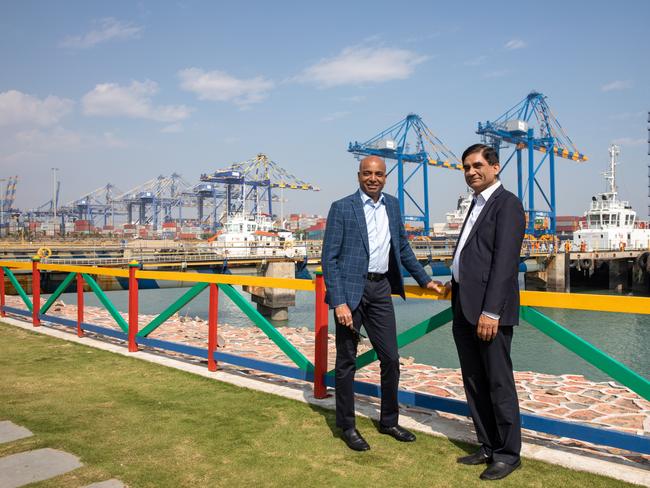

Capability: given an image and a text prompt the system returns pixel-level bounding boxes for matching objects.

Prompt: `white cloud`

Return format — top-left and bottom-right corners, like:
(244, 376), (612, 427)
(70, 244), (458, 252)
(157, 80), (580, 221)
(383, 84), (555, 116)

(601, 80), (633, 92)
(178, 68), (274, 107)
(0, 90), (74, 127)
(296, 45), (428, 87)
(321, 111), (350, 122)
(82, 80), (191, 122)
(14, 127), (83, 150)
(60, 17), (143, 49)
(505, 39), (526, 50)
(611, 137), (645, 146)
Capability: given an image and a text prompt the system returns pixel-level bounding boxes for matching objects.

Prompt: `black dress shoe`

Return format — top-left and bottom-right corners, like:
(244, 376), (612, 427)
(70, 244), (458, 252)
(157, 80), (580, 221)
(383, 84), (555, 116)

(457, 450), (491, 465)
(341, 428), (370, 451)
(480, 460), (521, 480)
(378, 424), (416, 442)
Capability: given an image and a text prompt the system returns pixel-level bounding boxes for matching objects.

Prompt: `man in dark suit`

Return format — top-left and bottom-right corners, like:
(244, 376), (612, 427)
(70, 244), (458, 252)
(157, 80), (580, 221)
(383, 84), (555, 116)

(322, 155), (437, 451)
(444, 143), (525, 480)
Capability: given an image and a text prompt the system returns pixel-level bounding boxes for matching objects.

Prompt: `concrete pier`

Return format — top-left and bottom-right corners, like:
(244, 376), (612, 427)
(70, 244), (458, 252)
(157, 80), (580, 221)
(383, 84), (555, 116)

(244, 261), (296, 321)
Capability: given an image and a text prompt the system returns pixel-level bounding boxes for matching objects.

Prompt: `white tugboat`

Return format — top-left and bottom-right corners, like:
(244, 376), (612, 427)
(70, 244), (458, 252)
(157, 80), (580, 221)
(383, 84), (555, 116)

(205, 213), (307, 258)
(431, 191), (473, 238)
(573, 145), (650, 251)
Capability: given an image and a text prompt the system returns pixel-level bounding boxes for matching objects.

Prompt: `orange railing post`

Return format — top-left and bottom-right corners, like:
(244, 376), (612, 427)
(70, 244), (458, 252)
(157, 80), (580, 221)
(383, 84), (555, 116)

(32, 256), (40, 327)
(0, 266), (5, 317)
(207, 283), (219, 372)
(313, 271), (329, 398)
(128, 261), (139, 352)
(76, 273), (84, 337)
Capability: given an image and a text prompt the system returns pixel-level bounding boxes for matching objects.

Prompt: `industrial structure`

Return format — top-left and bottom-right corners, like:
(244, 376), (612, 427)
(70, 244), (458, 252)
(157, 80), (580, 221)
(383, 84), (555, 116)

(2, 153), (318, 238)
(477, 91), (587, 236)
(200, 153), (319, 222)
(348, 114), (462, 234)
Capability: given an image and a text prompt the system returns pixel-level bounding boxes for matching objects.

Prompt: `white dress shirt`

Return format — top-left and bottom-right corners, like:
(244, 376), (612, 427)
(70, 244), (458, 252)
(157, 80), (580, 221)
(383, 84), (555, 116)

(451, 180), (502, 319)
(360, 190), (391, 273)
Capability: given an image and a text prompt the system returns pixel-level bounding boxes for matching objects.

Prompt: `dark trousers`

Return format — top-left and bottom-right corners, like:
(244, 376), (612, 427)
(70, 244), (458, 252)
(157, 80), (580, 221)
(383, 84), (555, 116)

(452, 281), (521, 465)
(335, 277), (400, 430)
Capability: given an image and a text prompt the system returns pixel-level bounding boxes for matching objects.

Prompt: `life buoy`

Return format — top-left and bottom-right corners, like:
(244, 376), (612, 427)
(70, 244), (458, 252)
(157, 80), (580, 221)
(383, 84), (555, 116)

(36, 247), (52, 258)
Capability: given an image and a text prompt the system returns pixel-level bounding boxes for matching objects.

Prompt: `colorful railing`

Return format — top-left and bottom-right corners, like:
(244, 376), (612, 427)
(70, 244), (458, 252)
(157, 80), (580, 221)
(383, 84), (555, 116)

(1, 257), (649, 455)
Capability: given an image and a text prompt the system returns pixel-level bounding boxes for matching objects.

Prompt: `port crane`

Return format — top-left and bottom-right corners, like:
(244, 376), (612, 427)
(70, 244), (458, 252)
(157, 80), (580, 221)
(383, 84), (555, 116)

(348, 114), (461, 234)
(477, 91), (587, 235)
(201, 153), (319, 220)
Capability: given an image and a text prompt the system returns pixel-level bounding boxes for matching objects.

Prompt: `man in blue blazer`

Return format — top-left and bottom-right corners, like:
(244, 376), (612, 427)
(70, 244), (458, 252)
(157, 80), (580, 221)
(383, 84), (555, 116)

(446, 144), (525, 480)
(322, 155), (437, 451)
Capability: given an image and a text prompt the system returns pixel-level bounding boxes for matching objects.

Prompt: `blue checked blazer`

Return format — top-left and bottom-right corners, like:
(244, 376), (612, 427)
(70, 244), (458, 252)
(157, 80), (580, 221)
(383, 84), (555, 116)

(322, 191), (431, 310)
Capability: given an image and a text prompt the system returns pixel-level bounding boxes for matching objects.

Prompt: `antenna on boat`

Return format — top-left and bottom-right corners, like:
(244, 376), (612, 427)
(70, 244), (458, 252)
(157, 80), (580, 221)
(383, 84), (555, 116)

(605, 144), (620, 196)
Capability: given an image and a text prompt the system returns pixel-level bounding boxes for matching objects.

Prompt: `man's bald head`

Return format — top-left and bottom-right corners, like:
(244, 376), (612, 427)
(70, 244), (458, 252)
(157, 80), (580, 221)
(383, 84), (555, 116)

(359, 156), (386, 173)
(358, 156), (387, 202)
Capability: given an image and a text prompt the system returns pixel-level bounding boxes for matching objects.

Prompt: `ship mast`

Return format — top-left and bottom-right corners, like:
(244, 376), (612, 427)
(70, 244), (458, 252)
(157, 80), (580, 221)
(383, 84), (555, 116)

(605, 144), (620, 196)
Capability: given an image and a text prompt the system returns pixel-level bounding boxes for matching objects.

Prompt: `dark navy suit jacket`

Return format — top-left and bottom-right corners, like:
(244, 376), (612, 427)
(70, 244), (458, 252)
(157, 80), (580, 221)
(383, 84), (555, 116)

(322, 191), (431, 310)
(453, 184), (525, 326)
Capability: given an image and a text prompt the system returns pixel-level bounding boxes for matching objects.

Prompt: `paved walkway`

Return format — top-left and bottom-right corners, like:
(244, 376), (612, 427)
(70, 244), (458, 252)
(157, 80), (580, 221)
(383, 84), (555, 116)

(0, 420), (124, 488)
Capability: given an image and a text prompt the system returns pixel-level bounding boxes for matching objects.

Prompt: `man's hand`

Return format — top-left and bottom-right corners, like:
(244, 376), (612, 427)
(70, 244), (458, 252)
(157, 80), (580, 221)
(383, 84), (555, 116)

(476, 314), (499, 341)
(425, 280), (451, 297)
(335, 304), (354, 329)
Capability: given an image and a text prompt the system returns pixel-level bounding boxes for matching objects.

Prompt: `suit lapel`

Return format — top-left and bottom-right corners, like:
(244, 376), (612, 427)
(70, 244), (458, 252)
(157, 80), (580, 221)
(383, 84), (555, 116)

(351, 193), (370, 254)
(462, 184), (504, 246)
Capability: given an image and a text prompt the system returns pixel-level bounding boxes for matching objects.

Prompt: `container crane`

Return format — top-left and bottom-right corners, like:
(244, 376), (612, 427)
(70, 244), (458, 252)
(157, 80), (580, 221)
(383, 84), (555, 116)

(201, 153), (319, 220)
(476, 91), (587, 235)
(348, 114), (461, 234)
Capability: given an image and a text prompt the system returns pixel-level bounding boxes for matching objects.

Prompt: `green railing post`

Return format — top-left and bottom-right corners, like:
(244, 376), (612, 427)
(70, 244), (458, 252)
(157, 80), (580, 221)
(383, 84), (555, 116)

(81, 273), (129, 333)
(220, 284), (314, 371)
(2, 267), (32, 312)
(40, 272), (77, 315)
(137, 283), (209, 337)
(521, 306), (650, 401)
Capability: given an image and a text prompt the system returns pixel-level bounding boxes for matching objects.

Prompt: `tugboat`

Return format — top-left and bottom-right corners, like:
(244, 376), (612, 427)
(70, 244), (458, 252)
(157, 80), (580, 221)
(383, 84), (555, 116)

(431, 191), (473, 239)
(204, 213), (307, 258)
(573, 145), (650, 251)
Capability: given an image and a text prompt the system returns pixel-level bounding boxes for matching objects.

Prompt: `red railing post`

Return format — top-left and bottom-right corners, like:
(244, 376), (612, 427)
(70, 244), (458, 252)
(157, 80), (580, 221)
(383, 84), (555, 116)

(128, 261), (139, 352)
(76, 273), (84, 337)
(32, 256), (40, 327)
(313, 271), (329, 398)
(0, 266), (5, 317)
(207, 283), (219, 372)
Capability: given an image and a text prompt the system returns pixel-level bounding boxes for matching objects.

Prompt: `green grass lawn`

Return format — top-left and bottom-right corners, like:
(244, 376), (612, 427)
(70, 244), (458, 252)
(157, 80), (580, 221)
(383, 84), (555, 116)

(0, 321), (633, 487)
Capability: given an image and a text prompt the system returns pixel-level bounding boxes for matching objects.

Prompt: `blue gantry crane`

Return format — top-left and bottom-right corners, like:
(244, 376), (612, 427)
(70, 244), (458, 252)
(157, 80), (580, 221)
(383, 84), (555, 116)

(348, 114), (462, 234)
(201, 153), (319, 219)
(477, 91), (587, 236)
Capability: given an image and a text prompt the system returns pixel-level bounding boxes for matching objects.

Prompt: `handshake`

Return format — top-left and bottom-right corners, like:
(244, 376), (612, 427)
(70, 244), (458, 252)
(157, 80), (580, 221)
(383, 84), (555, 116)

(425, 280), (452, 298)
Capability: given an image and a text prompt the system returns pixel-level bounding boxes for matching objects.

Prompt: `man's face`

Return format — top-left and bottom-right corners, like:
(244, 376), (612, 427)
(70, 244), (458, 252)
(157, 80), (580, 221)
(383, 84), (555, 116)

(462, 151), (500, 194)
(358, 157), (387, 200)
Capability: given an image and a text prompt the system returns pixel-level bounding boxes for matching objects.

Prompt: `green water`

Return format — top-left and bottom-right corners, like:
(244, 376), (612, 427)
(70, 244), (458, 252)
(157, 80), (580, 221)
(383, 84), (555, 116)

(79, 272), (650, 383)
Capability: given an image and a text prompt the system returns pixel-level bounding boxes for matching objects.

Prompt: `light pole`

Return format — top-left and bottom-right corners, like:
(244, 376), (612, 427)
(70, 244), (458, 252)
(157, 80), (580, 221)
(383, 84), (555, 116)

(0, 177), (6, 238)
(51, 167), (59, 235)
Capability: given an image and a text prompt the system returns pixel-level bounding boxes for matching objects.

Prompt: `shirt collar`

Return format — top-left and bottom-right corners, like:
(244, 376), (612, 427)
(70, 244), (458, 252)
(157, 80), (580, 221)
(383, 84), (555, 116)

(359, 189), (385, 206)
(473, 180), (501, 204)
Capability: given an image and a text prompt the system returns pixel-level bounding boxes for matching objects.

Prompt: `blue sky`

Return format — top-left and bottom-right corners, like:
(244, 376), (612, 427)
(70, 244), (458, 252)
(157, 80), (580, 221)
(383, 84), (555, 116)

(1, 0), (648, 222)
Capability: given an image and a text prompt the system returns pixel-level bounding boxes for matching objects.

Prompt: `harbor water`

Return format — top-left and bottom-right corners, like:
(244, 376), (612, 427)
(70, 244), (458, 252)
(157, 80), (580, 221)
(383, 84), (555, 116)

(78, 269), (650, 383)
